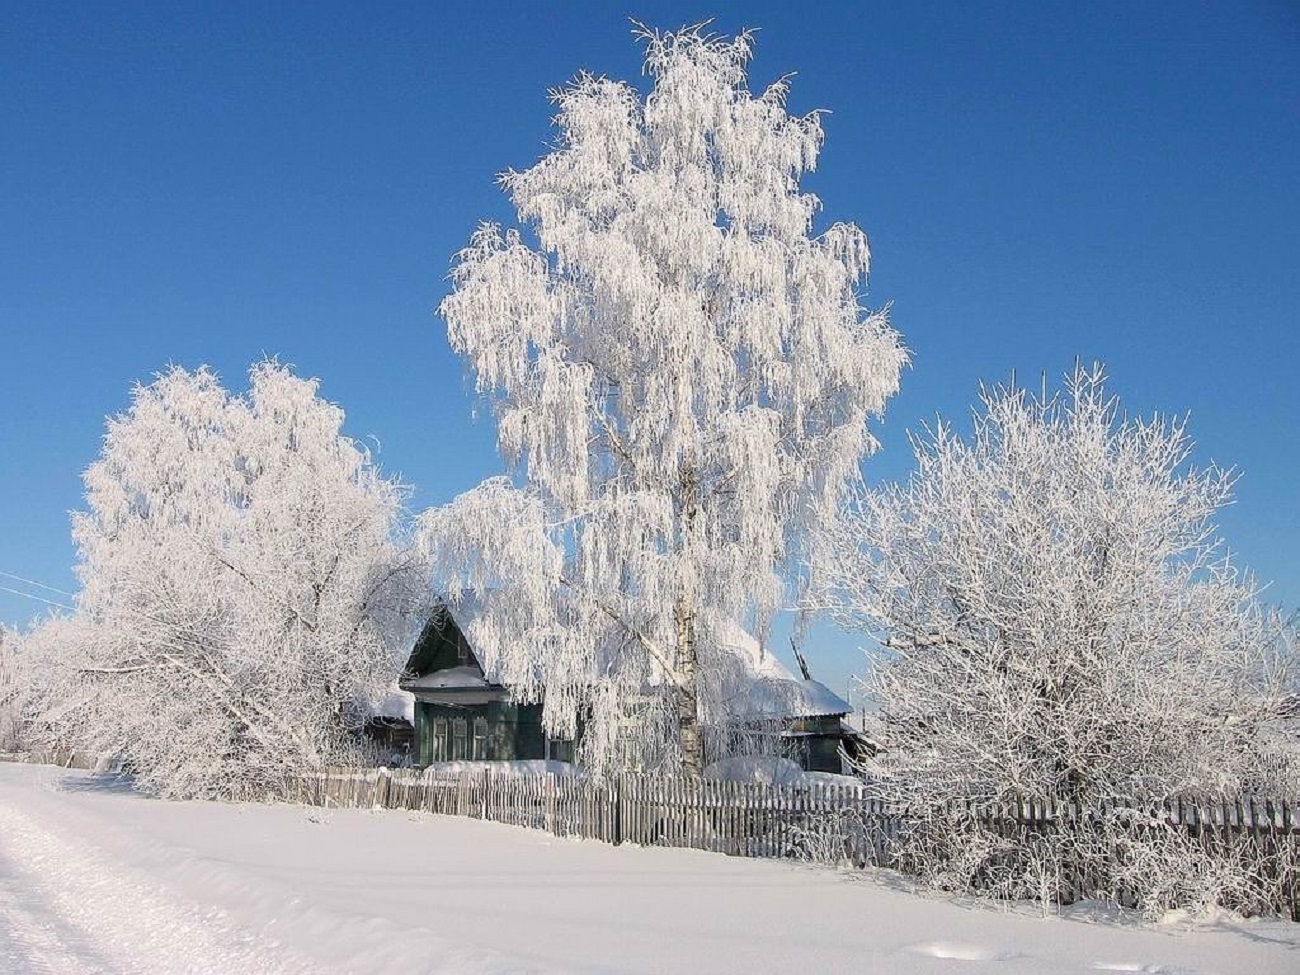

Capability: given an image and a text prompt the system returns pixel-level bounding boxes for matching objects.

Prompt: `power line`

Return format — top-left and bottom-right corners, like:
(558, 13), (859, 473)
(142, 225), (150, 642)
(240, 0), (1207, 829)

(0, 586), (75, 613)
(0, 570), (77, 599)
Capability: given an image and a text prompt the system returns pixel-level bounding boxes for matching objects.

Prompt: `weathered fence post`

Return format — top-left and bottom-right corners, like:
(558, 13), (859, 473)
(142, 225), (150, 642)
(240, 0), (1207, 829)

(612, 774), (623, 845)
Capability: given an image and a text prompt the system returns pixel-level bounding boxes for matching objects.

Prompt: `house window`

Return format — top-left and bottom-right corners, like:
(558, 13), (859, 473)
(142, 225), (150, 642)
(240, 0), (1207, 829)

(432, 717), (448, 762)
(472, 716), (489, 760)
(452, 717), (468, 760)
(546, 737), (574, 764)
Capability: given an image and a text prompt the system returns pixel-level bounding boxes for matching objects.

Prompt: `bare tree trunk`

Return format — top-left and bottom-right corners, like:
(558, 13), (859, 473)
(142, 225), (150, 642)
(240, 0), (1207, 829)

(675, 599), (703, 776)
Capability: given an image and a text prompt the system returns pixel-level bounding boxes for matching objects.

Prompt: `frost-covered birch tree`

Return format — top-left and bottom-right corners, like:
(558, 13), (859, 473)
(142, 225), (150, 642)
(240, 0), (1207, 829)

(427, 26), (905, 775)
(63, 361), (427, 798)
(820, 364), (1298, 913)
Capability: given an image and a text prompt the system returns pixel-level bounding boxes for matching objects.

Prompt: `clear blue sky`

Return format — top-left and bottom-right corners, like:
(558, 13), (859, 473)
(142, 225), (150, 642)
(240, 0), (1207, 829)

(3, 2), (1297, 698)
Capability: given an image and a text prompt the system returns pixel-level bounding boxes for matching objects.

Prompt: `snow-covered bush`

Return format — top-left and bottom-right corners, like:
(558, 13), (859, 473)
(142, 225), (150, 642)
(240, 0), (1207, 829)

(820, 364), (1298, 914)
(56, 361), (428, 799)
(426, 25), (905, 775)
(703, 755), (807, 788)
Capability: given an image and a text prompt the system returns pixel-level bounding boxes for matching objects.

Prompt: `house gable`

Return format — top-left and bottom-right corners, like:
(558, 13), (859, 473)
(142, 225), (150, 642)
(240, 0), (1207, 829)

(403, 608), (485, 679)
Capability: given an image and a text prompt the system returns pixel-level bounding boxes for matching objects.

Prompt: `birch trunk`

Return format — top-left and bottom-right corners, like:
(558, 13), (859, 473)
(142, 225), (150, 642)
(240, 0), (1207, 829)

(675, 599), (703, 777)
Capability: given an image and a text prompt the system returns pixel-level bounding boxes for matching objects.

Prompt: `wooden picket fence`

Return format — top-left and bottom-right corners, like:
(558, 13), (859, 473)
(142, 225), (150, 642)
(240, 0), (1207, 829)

(288, 767), (893, 855)
(4, 750), (1293, 915)
(287, 767), (1297, 861)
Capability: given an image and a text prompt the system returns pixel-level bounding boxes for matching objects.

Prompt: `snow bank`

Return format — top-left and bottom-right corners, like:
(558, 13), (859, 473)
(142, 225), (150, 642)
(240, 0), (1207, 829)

(703, 755), (863, 790)
(704, 754), (804, 786)
(0, 764), (1296, 975)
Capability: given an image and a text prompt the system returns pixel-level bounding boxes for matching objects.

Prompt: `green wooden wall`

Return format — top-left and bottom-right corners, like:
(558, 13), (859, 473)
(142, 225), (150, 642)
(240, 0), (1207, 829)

(413, 700), (552, 766)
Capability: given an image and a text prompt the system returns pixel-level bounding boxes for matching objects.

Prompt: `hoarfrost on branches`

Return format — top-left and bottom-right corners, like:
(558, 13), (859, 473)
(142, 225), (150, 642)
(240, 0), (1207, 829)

(58, 361), (428, 799)
(427, 25), (905, 775)
(819, 363), (1298, 914)
(1, 616), (86, 752)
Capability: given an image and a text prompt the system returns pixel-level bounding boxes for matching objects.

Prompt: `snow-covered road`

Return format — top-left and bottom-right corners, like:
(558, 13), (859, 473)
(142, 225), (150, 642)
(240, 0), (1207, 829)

(0, 773), (322, 975)
(0, 763), (1296, 974)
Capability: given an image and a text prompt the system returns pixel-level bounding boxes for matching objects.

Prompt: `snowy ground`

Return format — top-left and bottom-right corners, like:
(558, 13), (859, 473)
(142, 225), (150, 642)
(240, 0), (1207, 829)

(0, 764), (1295, 974)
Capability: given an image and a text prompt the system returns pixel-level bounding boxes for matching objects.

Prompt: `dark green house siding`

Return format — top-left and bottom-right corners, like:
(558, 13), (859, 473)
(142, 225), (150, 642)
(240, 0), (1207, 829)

(413, 700), (550, 765)
(784, 715), (847, 773)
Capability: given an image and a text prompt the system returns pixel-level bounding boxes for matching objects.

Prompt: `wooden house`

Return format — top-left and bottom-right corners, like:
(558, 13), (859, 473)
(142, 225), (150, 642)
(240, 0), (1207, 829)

(399, 609), (575, 767)
(400, 604), (854, 773)
(724, 675), (853, 773)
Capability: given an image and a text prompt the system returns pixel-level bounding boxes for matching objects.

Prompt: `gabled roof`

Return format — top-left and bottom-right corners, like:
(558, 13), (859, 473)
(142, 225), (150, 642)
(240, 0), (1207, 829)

(402, 603), (493, 684)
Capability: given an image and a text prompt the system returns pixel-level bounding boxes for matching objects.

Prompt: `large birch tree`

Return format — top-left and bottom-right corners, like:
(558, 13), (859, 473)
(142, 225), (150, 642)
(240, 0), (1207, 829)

(427, 26), (905, 775)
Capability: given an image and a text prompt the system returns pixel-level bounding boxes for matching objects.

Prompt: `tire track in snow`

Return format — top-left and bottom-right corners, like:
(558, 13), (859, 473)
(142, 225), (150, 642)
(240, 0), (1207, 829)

(0, 846), (113, 975)
(0, 798), (323, 975)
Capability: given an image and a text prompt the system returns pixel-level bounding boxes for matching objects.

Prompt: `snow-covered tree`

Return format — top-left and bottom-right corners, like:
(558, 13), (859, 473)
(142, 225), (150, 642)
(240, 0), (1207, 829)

(3, 614), (90, 754)
(820, 364), (1298, 912)
(0, 624), (21, 750)
(0, 620), (58, 751)
(61, 361), (427, 798)
(426, 26), (905, 775)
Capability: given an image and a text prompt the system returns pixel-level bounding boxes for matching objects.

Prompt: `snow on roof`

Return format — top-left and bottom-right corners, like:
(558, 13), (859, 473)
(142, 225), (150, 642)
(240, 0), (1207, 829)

(738, 677), (851, 719)
(716, 620), (796, 682)
(708, 620), (851, 718)
(373, 686), (415, 724)
(403, 666), (491, 690)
